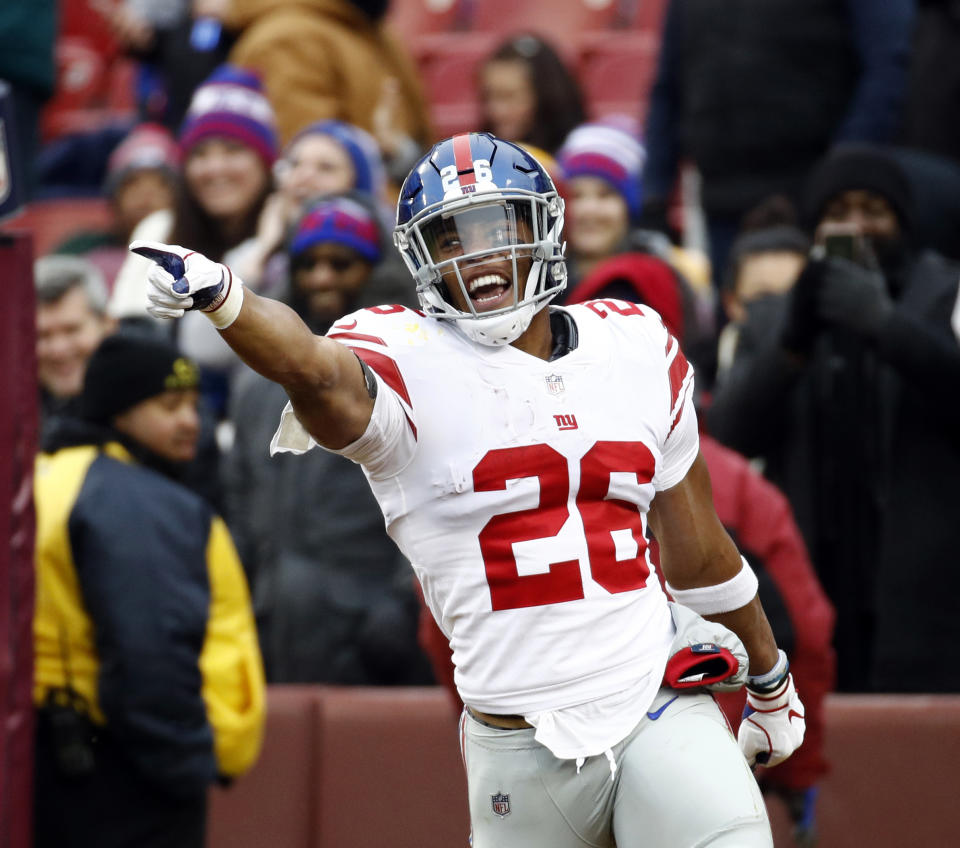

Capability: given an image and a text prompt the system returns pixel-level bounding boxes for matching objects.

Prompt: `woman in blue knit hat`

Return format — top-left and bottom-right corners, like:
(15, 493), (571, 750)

(557, 118), (712, 296)
(231, 120), (392, 297)
(557, 119), (649, 287)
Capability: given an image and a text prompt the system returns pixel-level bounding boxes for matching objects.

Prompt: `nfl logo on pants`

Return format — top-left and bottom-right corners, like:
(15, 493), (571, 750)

(491, 792), (511, 818)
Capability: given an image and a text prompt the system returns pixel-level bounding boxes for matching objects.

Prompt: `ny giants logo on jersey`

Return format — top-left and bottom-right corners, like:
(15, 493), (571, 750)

(491, 792), (511, 818)
(554, 414), (578, 431)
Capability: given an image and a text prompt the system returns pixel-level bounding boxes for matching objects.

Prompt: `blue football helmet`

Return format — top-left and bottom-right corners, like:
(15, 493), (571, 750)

(394, 133), (566, 346)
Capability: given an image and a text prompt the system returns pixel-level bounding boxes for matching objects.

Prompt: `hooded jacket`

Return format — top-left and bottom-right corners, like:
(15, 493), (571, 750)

(708, 249), (960, 691)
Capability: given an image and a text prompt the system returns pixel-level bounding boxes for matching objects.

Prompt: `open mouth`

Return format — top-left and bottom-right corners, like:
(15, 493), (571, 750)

(466, 272), (513, 310)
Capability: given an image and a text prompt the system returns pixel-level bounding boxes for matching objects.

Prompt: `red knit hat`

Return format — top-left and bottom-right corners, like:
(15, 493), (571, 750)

(178, 65), (278, 166)
(106, 123), (178, 195)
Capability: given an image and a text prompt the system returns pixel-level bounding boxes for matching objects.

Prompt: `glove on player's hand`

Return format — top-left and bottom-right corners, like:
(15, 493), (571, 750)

(738, 670), (806, 767)
(129, 240), (243, 328)
(663, 602), (748, 692)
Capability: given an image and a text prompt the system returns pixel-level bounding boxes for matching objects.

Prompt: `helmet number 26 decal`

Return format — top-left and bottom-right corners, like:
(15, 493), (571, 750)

(441, 159), (493, 194)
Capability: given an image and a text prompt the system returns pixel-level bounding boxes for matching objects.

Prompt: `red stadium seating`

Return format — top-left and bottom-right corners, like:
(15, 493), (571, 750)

(1, 199), (113, 258)
(386, 0), (466, 41)
(467, 0), (626, 48)
(418, 39), (493, 138)
(206, 689), (960, 848)
(578, 33), (660, 123)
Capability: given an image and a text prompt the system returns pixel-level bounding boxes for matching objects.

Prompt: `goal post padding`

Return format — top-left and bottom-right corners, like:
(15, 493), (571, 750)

(0, 230), (37, 848)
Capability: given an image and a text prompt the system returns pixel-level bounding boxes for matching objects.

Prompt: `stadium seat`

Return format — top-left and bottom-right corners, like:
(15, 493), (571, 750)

(418, 39), (492, 138)
(578, 34), (660, 122)
(386, 0), (466, 41)
(1, 198), (113, 257)
(467, 0), (626, 47)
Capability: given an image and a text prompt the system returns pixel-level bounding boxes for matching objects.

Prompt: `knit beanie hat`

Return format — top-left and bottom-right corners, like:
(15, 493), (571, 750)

(557, 119), (646, 218)
(289, 195), (383, 264)
(81, 333), (200, 425)
(802, 144), (913, 233)
(286, 120), (387, 198)
(105, 123), (178, 196)
(178, 65), (278, 166)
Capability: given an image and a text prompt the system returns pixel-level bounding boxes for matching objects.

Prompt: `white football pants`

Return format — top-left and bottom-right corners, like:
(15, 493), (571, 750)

(460, 687), (771, 848)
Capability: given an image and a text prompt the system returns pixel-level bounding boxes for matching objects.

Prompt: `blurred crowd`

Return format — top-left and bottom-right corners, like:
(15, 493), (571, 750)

(7, 0), (960, 844)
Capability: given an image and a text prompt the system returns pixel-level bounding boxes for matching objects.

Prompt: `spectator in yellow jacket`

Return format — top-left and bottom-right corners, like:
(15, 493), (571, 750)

(33, 330), (265, 848)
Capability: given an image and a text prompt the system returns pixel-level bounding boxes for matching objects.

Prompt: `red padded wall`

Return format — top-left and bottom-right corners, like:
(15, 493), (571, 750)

(0, 230), (38, 848)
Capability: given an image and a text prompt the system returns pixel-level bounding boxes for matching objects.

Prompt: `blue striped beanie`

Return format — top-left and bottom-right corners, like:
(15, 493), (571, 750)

(179, 65), (278, 166)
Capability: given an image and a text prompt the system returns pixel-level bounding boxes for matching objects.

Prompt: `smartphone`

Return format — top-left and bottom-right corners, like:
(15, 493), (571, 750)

(823, 232), (857, 261)
(817, 223), (868, 265)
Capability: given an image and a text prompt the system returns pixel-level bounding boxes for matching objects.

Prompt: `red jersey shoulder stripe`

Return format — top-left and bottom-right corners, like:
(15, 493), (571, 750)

(327, 331), (387, 346)
(666, 335), (691, 411)
(348, 347), (413, 408)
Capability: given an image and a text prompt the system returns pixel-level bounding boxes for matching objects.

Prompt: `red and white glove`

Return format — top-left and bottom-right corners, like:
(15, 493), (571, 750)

(129, 240), (244, 329)
(738, 650), (806, 767)
(663, 602), (748, 692)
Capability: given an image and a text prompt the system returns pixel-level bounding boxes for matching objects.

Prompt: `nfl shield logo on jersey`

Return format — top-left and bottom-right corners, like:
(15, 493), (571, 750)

(545, 374), (565, 395)
(491, 792), (511, 818)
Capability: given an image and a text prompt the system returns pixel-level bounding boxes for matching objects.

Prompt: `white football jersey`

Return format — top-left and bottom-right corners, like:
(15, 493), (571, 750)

(273, 300), (698, 728)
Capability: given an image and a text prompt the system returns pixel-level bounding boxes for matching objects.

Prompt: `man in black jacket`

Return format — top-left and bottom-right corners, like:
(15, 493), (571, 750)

(708, 144), (960, 692)
(641, 0), (914, 279)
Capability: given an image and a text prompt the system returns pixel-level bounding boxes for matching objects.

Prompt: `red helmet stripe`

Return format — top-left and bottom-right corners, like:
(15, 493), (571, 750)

(452, 134), (476, 187)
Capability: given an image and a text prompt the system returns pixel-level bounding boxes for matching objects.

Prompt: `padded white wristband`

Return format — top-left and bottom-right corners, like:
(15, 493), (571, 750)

(203, 266), (244, 329)
(666, 556), (759, 615)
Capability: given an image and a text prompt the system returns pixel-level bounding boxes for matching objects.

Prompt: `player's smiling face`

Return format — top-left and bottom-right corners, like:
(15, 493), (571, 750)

(423, 202), (534, 314)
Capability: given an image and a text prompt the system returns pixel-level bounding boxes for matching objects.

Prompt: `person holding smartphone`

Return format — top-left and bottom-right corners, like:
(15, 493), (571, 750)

(708, 143), (960, 694)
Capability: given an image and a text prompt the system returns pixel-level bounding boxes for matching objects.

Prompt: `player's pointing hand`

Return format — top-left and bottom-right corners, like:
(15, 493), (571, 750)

(129, 240), (244, 329)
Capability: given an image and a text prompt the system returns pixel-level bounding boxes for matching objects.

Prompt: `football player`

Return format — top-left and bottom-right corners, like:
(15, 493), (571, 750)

(131, 133), (804, 848)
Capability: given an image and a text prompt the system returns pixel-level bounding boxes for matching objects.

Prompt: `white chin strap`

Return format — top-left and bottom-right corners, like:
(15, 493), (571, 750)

(449, 255), (557, 347)
(455, 300), (541, 346)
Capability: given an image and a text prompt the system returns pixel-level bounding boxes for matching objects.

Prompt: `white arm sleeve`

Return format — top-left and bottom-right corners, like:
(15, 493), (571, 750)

(269, 371), (416, 480)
